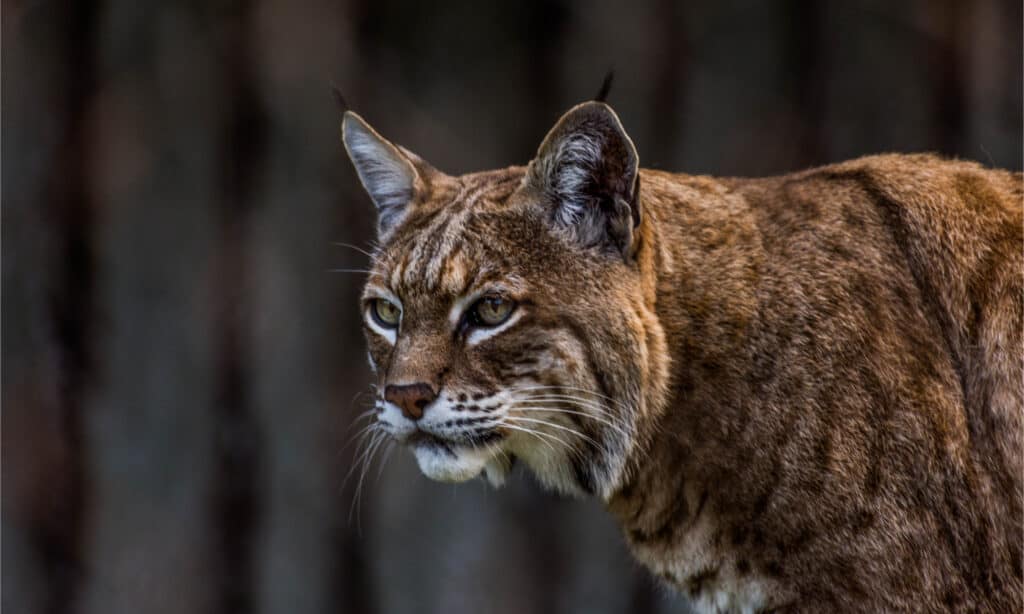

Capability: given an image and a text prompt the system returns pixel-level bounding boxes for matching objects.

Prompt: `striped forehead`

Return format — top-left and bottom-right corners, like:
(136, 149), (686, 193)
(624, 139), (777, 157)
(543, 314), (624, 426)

(382, 173), (521, 295)
(393, 210), (473, 293)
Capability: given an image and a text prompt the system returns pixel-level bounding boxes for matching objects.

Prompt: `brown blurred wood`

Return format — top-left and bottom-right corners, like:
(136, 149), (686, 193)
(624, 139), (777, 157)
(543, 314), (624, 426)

(649, 0), (688, 168)
(39, 3), (99, 611)
(245, 0), (377, 611)
(210, 2), (266, 612)
(930, 0), (969, 158)
(1, 2), (99, 613)
(963, 0), (1023, 169)
(786, 0), (828, 165)
(77, 3), (223, 612)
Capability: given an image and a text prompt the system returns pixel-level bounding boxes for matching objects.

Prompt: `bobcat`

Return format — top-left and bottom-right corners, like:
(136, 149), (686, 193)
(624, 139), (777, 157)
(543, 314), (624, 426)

(341, 100), (1023, 612)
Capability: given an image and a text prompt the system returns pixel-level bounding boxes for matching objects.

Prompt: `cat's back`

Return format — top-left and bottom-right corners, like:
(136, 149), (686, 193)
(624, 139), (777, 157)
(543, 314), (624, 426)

(728, 154), (1022, 489)
(655, 153), (1022, 459)
(635, 154), (1022, 611)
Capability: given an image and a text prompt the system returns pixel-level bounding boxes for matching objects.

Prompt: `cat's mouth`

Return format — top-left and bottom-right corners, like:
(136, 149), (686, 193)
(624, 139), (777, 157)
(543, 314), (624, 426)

(406, 426), (505, 449)
(405, 428), (507, 483)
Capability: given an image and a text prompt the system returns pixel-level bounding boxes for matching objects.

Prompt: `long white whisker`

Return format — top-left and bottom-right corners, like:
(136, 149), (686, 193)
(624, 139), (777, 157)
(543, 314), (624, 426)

(517, 392), (614, 406)
(332, 241), (376, 258)
(349, 389), (375, 406)
(513, 396), (627, 429)
(373, 441), (396, 486)
(335, 406), (380, 463)
(350, 430), (388, 526)
(513, 384), (621, 402)
(499, 422), (582, 458)
(343, 419), (381, 450)
(342, 429), (376, 520)
(347, 408), (380, 431)
(498, 423), (562, 455)
(514, 395), (620, 418)
(342, 425), (383, 489)
(509, 406), (631, 440)
(496, 446), (513, 469)
(505, 416), (610, 455)
(514, 385), (633, 411)
(351, 407), (378, 421)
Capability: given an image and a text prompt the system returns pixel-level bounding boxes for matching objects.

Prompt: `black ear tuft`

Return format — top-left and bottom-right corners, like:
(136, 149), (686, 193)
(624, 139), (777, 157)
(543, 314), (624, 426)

(526, 101), (641, 259)
(594, 71), (614, 103)
(331, 84), (349, 112)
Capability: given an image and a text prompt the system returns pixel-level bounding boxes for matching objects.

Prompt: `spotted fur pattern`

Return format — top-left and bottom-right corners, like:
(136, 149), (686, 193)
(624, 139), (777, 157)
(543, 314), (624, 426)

(341, 102), (1023, 612)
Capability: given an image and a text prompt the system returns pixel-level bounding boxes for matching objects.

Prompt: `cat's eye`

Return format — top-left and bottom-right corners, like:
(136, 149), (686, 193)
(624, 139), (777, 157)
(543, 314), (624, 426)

(370, 298), (401, 328)
(469, 296), (515, 327)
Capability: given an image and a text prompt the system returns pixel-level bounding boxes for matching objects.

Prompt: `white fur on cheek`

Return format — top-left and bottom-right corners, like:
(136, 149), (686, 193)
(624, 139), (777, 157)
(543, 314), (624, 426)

(466, 310), (524, 346)
(448, 292), (478, 329)
(364, 310), (397, 345)
(362, 287), (401, 345)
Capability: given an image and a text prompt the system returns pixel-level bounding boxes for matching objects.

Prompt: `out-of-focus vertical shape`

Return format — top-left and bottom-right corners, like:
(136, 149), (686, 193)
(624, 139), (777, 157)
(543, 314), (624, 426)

(210, 1), (266, 612)
(324, 5), (383, 614)
(247, 0), (371, 612)
(785, 0), (828, 165)
(963, 0), (1023, 169)
(821, 2), (936, 164)
(927, 0), (969, 159)
(78, 3), (222, 612)
(680, 2), (808, 175)
(648, 0), (689, 170)
(2, 2), (98, 613)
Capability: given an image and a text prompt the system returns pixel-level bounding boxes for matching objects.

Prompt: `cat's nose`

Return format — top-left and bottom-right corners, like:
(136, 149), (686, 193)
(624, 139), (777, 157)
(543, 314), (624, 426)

(385, 383), (437, 421)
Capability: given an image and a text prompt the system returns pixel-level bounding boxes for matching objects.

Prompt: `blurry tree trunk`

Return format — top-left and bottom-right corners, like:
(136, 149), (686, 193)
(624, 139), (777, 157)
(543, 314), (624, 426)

(649, 0), (688, 168)
(246, 0), (375, 612)
(2, 2), (99, 613)
(77, 3), (224, 612)
(962, 0), (1023, 169)
(930, 0), (968, 158)
(210, 2), (266, 612)
(786, 0), (827, 165)
(39, 2), (98, 610)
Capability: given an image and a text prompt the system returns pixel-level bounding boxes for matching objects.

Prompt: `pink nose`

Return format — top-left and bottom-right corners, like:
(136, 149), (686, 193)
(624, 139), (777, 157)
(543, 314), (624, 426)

(385, 383), (437, 421)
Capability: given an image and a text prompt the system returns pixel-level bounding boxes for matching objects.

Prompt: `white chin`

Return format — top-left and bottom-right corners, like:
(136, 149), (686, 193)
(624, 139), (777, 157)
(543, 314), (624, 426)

(411, 442), (490, 483)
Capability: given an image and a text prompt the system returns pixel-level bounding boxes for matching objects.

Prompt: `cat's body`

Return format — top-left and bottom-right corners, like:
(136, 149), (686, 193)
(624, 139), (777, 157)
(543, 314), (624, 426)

(610, 158), (1023, 612)
(341, 102), (1023, 612)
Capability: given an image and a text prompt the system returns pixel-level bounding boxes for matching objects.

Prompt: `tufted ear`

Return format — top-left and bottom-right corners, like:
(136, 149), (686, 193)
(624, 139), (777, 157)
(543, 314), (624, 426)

(342, 111), (433, 239)
(525, 101), (641, 259)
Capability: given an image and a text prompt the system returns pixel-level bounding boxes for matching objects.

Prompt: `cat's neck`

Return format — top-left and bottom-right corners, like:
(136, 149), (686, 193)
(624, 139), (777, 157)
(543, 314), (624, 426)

(606, 168), (762, 550)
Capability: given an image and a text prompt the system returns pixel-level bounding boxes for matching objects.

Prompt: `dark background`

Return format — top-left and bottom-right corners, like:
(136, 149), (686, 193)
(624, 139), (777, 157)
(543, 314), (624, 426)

(3, 1), (1021, 613)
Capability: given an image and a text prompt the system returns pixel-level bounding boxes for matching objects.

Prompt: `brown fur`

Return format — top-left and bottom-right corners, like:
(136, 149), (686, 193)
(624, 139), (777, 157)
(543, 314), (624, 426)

(342, 103), (1023, 612)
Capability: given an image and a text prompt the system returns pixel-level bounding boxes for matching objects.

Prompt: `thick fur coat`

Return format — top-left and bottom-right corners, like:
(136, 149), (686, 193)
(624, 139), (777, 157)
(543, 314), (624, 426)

(342, 102), (1023, 612)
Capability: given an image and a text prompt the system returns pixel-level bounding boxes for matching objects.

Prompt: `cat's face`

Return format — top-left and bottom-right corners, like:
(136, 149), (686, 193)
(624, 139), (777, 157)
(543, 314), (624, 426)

(344, 102), (660, 497)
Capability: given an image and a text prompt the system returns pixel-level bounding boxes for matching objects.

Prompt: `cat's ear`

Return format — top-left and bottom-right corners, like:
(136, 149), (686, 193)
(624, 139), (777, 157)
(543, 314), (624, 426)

(342, 111), (433, 238)
(525, 101), (641, 259)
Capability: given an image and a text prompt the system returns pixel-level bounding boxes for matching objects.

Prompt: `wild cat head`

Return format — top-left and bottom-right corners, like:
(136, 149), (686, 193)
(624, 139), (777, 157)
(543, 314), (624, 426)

(341, 102), (666, 499)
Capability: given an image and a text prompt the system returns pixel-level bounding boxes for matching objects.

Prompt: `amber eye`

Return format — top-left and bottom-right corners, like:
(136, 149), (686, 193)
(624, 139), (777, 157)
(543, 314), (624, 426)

(470, 296), (515, 327)
(370, 298), (401, 328)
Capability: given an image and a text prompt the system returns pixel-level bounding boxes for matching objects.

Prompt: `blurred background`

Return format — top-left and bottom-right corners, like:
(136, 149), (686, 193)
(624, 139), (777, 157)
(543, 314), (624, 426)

(3, 0), (1021, 613)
